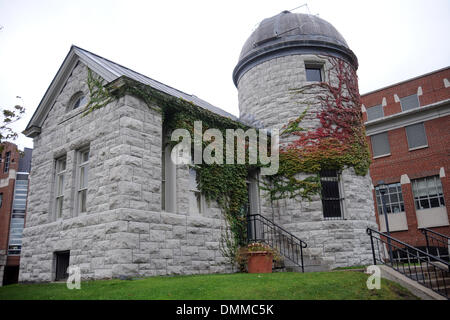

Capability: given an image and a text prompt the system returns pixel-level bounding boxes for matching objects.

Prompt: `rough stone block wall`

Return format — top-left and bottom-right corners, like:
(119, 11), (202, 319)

(19, 62), (230, 283)
(238, 54), (378, 269)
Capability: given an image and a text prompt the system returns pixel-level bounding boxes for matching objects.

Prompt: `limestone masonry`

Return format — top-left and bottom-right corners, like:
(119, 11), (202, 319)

(19, 11), (377, 282)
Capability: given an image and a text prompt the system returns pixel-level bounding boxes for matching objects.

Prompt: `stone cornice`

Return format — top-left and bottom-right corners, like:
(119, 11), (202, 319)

(364, 99), (450, 136)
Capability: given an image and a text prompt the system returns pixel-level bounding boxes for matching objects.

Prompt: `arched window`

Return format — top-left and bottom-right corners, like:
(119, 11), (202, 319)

(70, 92), (87, 110)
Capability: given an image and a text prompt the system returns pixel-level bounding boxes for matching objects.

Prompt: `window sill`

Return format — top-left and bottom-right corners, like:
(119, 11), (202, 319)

(408, 145), (428, 152)
(373, 153), (391, 159)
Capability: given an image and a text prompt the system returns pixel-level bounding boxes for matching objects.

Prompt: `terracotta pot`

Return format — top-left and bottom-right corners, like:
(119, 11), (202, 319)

(247, 251), (273, 273)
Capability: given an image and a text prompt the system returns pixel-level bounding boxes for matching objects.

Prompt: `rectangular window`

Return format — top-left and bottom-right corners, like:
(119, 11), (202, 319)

(412, 176), (445, 210)
(400, 94), (420, 111)
(305, 67), (322, 82)
(405, 122), (427, 150)
(370, 132), (390, 157)
(320, 170), (344, 220)
(189, 168), (202, 214)
(76, 149), (89, 214)
(161, 140), (176, 213)
(305, 62), (323, 82)
(366, 104), (383, 121)
(375, 183), (404, 215)
(4, 151), (11, 173)
(55, 157), (66, 219)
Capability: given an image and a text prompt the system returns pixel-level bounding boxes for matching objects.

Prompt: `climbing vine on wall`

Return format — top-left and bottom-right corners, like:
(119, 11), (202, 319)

(263, 56), (371, 203)
(84, 55), (370, 268)
(84, 68), (260, 267)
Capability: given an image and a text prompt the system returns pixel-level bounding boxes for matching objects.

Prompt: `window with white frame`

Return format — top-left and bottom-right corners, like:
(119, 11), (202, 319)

(4, 151), (10, 173)
(412, 176), (445, 210)
(400, 94), (420, 111)
(76, 148), (89, 214)
(405, 122), (428, 150)
(189, 167), (203, 214)
(370, 132), (390, 157)
(366, 104), (383, 121)
(54, 157), (66, 219)
(375, 183), (404, 215)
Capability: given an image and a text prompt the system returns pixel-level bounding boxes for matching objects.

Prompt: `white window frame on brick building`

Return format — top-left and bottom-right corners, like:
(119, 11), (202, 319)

(3, 151), (10, 173)
(412, 175), (445, 210)
(375, 183), (405, 215)
(366, 104), (384, 121)
(400, 94), (420, 112)
(370, 132), (391, 158)
(54, 156), (66, 219)
(405, 122), (428, 150)
(411, 175), (448, 228)
(76, 148), (89, 214)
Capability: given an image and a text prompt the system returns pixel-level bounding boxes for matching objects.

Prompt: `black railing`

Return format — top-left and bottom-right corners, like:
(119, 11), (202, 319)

(367, 227), (450, 299)
(247, 214), (307, 272)
(420, 228), (450, 262)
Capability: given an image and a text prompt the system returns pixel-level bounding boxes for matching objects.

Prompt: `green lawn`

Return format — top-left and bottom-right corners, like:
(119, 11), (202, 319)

(0, 271), (418, 300)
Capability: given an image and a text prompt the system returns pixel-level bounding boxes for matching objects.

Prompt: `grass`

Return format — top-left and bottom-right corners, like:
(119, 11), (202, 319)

(0, 271), (418, 300)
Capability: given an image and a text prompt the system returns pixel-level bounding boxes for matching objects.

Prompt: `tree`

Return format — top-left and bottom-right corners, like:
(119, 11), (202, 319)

(0, 99), (26, 153)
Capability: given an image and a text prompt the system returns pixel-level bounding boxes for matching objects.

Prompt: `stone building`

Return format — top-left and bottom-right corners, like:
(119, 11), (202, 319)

(233, 11), (377, 270)
(19, 11), (376, 282)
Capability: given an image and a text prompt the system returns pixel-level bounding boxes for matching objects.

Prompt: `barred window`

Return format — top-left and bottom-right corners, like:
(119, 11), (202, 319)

(412, 176), (445, 210)
(320, 170), (344, 220)
(375, 183), (404, 215)
(367, 104), (383, 121)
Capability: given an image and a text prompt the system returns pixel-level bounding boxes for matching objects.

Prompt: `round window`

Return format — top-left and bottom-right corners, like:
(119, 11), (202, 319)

(72, 94), (87, 110)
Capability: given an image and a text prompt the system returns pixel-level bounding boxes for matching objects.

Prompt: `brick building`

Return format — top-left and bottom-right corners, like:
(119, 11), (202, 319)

(362, 67), (450, 247)
(0, 142), (32, 286)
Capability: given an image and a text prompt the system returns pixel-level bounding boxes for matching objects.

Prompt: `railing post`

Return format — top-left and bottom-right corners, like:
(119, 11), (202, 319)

(300, 244), (305, 273)
(368, 228), (377, 265)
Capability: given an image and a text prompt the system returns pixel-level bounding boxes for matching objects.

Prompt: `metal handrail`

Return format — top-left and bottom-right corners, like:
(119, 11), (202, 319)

(420, 228), (450, 261)
(367, 227), (450, 299)
(247, 214), (307, 272)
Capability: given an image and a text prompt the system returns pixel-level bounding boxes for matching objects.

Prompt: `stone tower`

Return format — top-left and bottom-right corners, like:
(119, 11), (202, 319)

(233, 11), (377, 270)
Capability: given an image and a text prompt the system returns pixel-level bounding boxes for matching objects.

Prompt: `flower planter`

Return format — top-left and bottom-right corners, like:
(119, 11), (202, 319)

(247, 251), (273, 273)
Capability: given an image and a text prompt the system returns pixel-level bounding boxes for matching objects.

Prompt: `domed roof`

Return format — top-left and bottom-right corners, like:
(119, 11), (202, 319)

(233, 11), (358, 86)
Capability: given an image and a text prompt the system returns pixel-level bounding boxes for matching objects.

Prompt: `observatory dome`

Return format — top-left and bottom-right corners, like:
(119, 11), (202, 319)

(233, 11), (358, 85)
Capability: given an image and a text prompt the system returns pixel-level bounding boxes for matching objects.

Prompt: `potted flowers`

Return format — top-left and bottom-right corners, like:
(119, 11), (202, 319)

(236, 242), (282, 273)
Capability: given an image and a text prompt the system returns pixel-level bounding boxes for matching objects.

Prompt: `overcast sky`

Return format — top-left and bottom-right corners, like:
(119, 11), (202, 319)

(1, 0), (449, 150)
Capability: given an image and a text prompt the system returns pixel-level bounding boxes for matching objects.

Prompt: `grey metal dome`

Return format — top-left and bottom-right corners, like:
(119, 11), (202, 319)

(233, 11), (358, 86)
